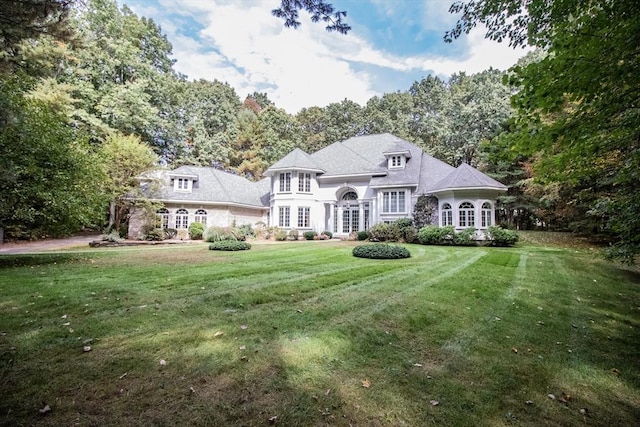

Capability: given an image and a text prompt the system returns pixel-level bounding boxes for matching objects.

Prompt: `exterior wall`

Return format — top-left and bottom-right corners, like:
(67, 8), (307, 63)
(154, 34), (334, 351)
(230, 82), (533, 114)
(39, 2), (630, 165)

(434, 189), (502, 238)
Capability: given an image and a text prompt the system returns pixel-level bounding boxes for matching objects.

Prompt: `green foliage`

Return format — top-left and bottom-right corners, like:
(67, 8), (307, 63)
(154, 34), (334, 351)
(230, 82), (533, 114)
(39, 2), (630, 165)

(356, 231), (368, 241)
(303, 231), (317, 240)
(412, 195), (437, 229)
(393, 218), (418, 243)
(188, 222), (205, 240)
(0, 77), (106, 239)
(418, 226), (455, 245)
(352, 243), (411, 259)
(274, 229), (288, 241)
(486, 226), (519, 247)
(367, 223), (399, 242)
(237, 224), (255, 239)
(453, 227), (477, 246)
(322, 231), (333, 239)
(145, 228), (165, 241)
(209, 240), (251, 251)
(204, 226), (240, 242)
(102, 231), (123, 243)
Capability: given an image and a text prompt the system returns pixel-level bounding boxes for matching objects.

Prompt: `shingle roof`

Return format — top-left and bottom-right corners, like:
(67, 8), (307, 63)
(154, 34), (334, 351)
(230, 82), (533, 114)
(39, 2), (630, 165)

(156, 166), (268, 208)
(429, 163), (508, 192)
(264, 148), (324, 175)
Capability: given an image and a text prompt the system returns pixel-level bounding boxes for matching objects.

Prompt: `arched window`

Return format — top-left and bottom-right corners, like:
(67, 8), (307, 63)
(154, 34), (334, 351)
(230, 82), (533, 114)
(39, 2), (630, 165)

(194, 209), (207, 226)
(156, 208), (169, 229)
(441, 203), (453, 226)
(481, 202), (493, 228)
(175, 209), (189, 229)
(458, 202), (475, 228)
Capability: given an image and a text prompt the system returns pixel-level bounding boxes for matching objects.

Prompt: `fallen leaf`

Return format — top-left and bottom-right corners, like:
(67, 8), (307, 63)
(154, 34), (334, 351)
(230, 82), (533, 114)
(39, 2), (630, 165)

(361, 379), (371, 388)
(159, 359), (167, 366)
(268, 415), (278, 423)
(62, 322), (70, 326)
(611, 368), (620, 375)
(119, 372), (128, 379)
(325, 389), (331, 396)
(214, 331), (224, 337)
(580, 408), (589, 415)
(83, 346), (91, 352)
(39, 404), (51, 414)
(525, 400), (533, 405)
(430, 400), (439, 406)
(61, 315), (67, 319)
(190, 386), (196, 393)
(413, 363), (423, 367)
(240, 325), (248, 330)
(511, 347), (518, 354)
(547, 394), (556, 400)
(239, 345), (246, 350)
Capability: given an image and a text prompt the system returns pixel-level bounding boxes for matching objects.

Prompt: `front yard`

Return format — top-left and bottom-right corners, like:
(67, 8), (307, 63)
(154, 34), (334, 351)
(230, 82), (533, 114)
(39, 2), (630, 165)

(0, 239), (638, 426)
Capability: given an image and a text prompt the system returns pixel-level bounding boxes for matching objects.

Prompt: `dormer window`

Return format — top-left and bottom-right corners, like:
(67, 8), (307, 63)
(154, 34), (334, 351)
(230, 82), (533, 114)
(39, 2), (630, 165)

(388, 155), (405, 169)
(173, 177), (193, 192)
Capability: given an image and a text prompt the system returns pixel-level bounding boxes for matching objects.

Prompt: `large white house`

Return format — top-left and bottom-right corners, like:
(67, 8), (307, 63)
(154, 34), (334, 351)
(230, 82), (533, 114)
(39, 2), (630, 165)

(130, 134), (506, 238)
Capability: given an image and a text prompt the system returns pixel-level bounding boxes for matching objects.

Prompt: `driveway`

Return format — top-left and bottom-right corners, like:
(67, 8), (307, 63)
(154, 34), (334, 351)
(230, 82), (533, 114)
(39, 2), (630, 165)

(0, 234), (102, 254)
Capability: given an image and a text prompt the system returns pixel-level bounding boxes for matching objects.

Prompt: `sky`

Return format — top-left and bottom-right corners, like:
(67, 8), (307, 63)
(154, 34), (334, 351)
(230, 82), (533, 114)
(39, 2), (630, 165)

(122, 0), (530, 113)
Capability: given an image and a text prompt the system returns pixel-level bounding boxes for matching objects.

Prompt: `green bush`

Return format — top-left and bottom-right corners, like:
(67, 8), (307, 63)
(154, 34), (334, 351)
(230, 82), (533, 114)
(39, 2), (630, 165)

(209, 241), (251, 251)
(367, 223), (400, 242)
(274, 229), (288, 241)
(393, 218), (418, 243)
(322, 231), (333, 239)
(486, 226), (519, 247)
(303, 231), (317, 240)
(356, 231), (368, 241)
(453, 227), (477, 246)
(204, 226), (240, 242)
(102, 231), (123, 243)
(237, 224), (255, 239)
(188, 222), (205, 240)
(164, 228), (177, 239)
(145, 228), (165, 241)
(289, 229), (299, 240)
(417, 225), (455, 245)
(352, 243), (411, 259)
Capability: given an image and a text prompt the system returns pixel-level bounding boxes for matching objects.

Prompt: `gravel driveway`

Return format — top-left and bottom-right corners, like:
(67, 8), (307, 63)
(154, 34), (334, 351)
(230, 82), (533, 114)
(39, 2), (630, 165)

(0, 234), (102, 254)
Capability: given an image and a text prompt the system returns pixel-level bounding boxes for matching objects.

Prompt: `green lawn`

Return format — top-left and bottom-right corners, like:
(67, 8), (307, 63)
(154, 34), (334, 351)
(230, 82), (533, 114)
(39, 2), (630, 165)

(1, 239), (638, 426)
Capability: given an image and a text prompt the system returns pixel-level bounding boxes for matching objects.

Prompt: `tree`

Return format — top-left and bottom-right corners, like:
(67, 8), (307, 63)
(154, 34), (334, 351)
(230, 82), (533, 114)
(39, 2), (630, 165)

(98, 132), (158, 232)
(0, 76), (105, 239)
(446, 0), (640, 262)
(272, 0), (350, 34)
(0, 0), (74, 71)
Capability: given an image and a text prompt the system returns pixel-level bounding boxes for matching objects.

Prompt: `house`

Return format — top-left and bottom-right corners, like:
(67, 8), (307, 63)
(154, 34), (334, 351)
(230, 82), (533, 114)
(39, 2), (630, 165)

(131, 133), (506, 238)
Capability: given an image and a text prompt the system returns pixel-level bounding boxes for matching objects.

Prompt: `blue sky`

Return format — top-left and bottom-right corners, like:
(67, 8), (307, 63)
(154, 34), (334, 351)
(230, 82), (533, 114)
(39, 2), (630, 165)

(123, 0), (529, 113)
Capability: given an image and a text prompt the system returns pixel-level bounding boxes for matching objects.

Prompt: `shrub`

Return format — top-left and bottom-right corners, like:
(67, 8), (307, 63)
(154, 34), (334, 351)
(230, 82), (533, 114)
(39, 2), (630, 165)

(322, 231), (333, 239)
(352, 243), (411, 259)
(289, 229), (299, 240)
(102, 231), (123, 243)
(274, 229), (288, 241)
(145, 228), (165, 241)
(209, 241), (251, 251)
(486, 226), (519, 247)
(303, 231), (317, 240)
(356, 231), (368, 241)
(453, 227), (477, 246)
(188, 222), (205, 240)
(417, 225), (455, 245)
(237, 224), (255, 239)
(164, 228), (177, 239)
(393, 218), (418, 243)
(367, 223), (400, 242)
(204, 226), (240, 242)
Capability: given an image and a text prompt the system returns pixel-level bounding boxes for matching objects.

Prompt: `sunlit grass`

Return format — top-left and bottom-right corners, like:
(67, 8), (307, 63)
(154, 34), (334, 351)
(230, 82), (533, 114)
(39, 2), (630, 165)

(0, 239), (638, 426)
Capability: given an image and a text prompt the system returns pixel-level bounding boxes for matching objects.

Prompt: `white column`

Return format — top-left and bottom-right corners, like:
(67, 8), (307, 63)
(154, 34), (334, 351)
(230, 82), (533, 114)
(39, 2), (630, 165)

(358, 202), (364, 231)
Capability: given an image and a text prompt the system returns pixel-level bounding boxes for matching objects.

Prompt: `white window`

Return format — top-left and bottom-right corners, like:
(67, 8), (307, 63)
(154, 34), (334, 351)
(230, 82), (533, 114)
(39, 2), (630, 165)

(194, 209), (207, 226)
(175, 209), (189, 229)
(481, 202), (492, 228)
(382, 190), (406, 213)
(441, 203), (453, 226)
(298, 172), (311, 193)
(279, 172), (291, 192)
(279, 206), (290, 227)
(388, 155), (404, 169)
(297, 207), (310, 228)
(156, 208), (169, 229)
(175, 178), (190, 191)
(458, 202), (475, 228)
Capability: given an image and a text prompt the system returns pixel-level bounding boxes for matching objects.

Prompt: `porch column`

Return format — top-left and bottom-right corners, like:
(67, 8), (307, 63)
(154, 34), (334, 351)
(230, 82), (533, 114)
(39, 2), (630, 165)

(358, 202), (365, 231)
(328, 203), (335, 233)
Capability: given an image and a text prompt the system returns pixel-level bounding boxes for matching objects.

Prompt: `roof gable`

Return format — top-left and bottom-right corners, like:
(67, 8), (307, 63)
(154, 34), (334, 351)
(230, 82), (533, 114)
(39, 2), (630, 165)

(264, 148), (324, 175)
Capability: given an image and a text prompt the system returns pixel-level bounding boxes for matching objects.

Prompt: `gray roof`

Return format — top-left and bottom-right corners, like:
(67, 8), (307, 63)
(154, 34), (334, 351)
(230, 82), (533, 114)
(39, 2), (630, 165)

(264, 148), (324, 175)
(156, 166), (268, 208)
(429, 163), (508, 192)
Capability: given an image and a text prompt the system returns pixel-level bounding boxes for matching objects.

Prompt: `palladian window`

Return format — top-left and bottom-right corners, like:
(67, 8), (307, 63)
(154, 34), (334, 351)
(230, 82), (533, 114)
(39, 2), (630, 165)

(458, 202), (475, 228)
(194, 209), (207, 226)
(175, 208), (189, 229)
(156, 208), (169, 229)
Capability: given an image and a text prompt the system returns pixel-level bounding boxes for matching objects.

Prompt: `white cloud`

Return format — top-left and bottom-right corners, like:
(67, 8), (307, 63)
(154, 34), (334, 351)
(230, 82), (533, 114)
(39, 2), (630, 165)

(127, 0), (530, 113)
